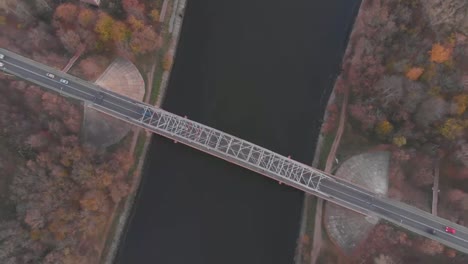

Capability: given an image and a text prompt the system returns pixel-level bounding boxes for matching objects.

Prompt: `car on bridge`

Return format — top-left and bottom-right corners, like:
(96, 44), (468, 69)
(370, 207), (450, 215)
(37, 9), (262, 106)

(0, 54), (4, 59)
(59, 78), (69, 84)
(93, 92), (104, 104)
(46, 73), (55, 78)
(0, 62), (4, 68)
(445, 226), (456, 234)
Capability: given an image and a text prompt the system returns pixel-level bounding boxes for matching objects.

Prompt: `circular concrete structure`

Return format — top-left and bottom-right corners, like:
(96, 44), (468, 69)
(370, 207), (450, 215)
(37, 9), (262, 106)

(82, 57), (145, 148)
(324, 151), (390, 254)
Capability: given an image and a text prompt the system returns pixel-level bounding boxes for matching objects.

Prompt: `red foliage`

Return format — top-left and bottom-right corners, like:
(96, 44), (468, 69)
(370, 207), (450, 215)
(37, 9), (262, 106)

(349, 103), (377, 131)
(409, 154), (434, 187)
(122, 0), (145, 18)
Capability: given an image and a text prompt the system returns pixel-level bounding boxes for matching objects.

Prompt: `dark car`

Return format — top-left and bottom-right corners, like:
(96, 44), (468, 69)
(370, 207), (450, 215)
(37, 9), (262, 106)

(94, 92), (104, 104)
(428, 228), (436, 235)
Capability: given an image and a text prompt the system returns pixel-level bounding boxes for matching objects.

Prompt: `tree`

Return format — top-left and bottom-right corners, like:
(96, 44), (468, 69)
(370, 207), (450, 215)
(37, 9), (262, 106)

(80, 189), (110, 213)
(54, 3), (78, 24)
(122, 0), (145, 18)
(58, 29), (81, 53)
(429, 43), (453, 63)
(410, 155), (434, 187)
(406, 67), (424, 81)
(111, 21), (130, 43)
(414, 97), (448, 127)
(392, 136), (406, 147)
(375, 120), (393, 137)
(349, 103), (377, 131)
(374, 75), (405, 108)
(454, 142), (468, 166)
(78, 8), (96, 28)
(129, 26), (159, 54)
(416, 238), (444, 255)
(95, 12), (115, 42)
(127, 15), (144, 31)
(451, 94), (468, 115)
(150, 9), (160, 22)
(438, 118), (466, 140)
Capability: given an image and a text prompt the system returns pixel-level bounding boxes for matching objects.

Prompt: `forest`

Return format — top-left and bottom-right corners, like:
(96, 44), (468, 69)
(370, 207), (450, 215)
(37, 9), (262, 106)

(319, 0), (467, 263)
(0, 0), (166, 262)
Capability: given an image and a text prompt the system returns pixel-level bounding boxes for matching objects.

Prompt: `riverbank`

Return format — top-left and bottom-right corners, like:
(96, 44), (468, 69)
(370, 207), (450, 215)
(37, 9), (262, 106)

(297, 0), (468, 262)
(100, 0), (187, 263)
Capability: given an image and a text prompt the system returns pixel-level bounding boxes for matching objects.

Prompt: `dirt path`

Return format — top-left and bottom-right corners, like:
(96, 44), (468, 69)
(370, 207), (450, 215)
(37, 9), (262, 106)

(310, 84), (350, 264)
(62, 45), (85, 72)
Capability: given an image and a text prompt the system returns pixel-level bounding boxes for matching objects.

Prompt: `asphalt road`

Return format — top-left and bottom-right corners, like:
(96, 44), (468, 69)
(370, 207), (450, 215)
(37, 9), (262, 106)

(1, 48), (468, 254)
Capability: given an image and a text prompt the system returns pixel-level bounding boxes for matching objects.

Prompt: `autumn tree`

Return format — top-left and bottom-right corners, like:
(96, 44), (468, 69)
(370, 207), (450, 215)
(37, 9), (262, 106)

(416, 238), (444, 255)
(111, 21), (130, 42)
(406, 67), (424, 81)
(438, 118), (466, 140)
(95, 12), (115, 42)
(78, 8), (97, 28)
(54, 3), (78, 24)
(150, 9), (160, 22)
(162, 53), (173, 71)
(429, 43), (453, 63)
(375, 120), (393, 137)
(122, 0), (145, 18)
(127, 15), (144, 31)
(129, 26), (160, 55)
(58, 29), (81, 53)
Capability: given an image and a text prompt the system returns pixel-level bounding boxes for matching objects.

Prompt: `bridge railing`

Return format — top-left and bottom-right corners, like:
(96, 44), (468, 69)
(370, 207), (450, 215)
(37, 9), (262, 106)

(138, 106), (330, 193)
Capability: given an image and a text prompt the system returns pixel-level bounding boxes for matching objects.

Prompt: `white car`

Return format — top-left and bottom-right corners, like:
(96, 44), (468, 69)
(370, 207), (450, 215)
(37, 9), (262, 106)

(0, 62), (4, 67)
(46, 73), (55, 78)
(59, 79), (69, 84)
(0, 54), (4, 59)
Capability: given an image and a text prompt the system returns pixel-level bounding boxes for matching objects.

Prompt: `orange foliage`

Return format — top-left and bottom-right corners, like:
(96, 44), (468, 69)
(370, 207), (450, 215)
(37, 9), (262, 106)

(162, 53), (173, 71)
(127, 15), (144, 31)
(150, 9), (160, 22)
(54, 3), (78, 24)
(452, 94), (468, 115)
(405, 67), (424, 80)
(78, 9), (96, 28)
(429, 43), (453, 63)
(375, 120), (393, 137)
(111, 21), (130, 42)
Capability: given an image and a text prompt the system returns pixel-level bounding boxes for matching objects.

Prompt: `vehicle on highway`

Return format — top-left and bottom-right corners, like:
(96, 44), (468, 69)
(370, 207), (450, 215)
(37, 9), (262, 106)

(428, 228), (436, 235)
(445, 226), (456, 234)
(59, 78), (69, 84)
(93, 92), (104, 104)
(0, 54), (4, 59)
(0, 62), (4, 67)
(46, 73), (55, 78)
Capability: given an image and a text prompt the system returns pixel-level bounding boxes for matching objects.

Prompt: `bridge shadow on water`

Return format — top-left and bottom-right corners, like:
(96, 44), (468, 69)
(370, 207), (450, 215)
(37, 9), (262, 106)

(117, 0), (362, 263)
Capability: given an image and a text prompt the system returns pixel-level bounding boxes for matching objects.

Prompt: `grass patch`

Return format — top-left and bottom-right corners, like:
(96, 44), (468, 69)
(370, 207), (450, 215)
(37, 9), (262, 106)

(149, 33), (172, 105)
(128, 130), (147, 177)
(318, 133), (336, 169)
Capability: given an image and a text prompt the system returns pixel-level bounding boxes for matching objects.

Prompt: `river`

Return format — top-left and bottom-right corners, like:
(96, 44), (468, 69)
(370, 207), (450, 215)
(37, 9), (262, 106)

(117, 0), (361, 263)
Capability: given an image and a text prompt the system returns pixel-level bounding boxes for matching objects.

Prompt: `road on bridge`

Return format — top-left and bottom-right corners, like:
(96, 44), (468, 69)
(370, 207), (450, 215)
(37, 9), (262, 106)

(1, 47), (468, 254)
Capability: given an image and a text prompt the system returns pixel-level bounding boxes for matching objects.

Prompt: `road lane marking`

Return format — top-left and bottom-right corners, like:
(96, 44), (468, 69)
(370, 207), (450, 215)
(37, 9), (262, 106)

(320, 183), (468, 245)
(4, 60), (143, 116)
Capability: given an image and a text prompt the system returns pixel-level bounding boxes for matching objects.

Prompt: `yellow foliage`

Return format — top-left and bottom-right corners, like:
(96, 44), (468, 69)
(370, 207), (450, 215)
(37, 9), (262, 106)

(392, 136), (407, 147)
(453, 94), (468, 115)
(112, 21), (130, 42)
(95, 13), (114, 41)
(429, 43), (452, 63)
(150, 9), (160, 22)
(376, 120), (393, 137)
(128, 15), (144, 31)
(438, 118), (466, 140)
(406, 67), (424, 81)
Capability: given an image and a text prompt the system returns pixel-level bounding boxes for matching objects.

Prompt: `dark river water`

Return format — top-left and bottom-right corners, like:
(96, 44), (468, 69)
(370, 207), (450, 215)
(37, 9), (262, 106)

(117, 0), (361, 263)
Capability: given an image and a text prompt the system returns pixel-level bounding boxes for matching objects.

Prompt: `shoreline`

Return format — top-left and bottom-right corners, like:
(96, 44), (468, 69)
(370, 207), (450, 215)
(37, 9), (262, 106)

(101, 0), (188, 262)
